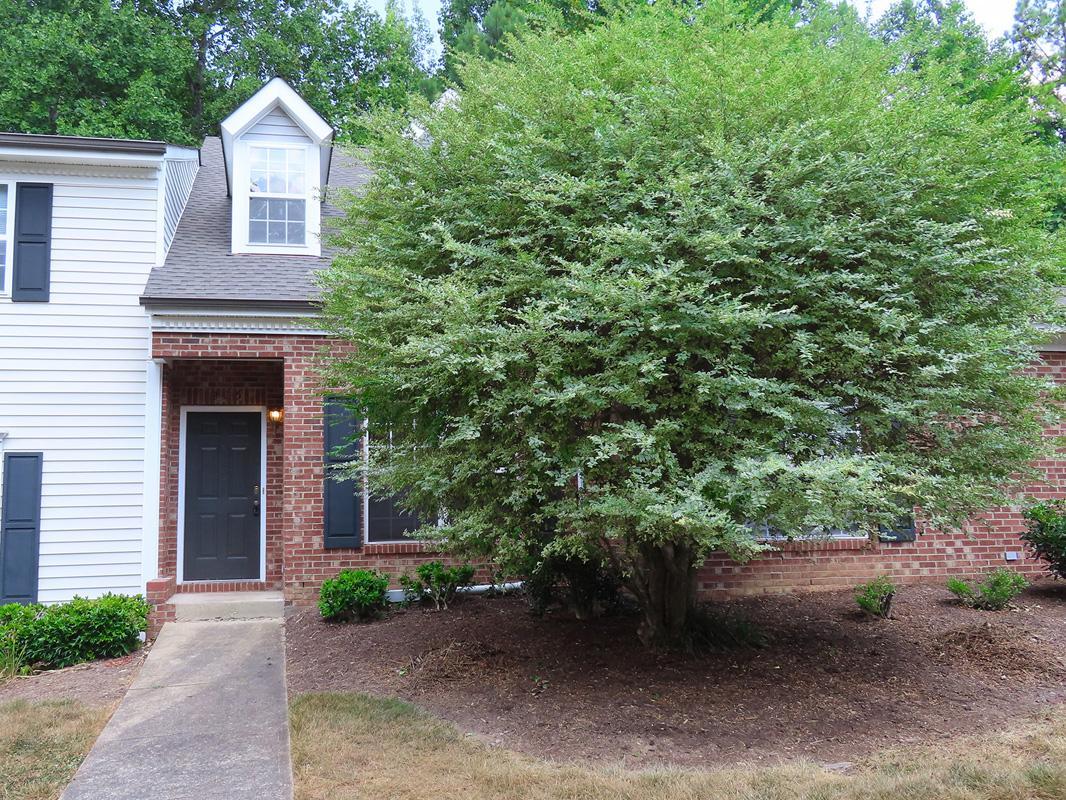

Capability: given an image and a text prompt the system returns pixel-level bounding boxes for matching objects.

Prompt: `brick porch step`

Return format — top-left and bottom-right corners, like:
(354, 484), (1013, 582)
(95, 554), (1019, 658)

(171, 591), (285, 622)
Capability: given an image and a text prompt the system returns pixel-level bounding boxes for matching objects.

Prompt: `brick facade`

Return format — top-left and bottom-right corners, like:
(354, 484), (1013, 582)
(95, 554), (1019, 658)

(146, 332), (1062, 628)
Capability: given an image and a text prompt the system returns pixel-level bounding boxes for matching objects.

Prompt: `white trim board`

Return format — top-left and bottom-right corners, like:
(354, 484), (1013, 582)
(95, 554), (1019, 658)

(175, 405), (267, 584)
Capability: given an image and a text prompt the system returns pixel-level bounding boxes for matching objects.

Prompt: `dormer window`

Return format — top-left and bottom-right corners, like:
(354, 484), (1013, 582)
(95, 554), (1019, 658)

(221, 78), (334, 257)
(248, 146), (306, 246)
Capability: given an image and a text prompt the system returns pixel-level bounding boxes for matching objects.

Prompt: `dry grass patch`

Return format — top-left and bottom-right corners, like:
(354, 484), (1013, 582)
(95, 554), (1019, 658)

(0, 700), (107, 800)
(290, 692), (1066, 800)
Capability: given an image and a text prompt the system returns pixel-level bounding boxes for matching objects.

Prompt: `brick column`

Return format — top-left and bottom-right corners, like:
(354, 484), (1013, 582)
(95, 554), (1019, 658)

(281, 340), (329, 604)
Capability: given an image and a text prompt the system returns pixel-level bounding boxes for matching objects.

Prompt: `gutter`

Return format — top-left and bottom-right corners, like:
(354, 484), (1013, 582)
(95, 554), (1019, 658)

(0, 132), (168, 155)
(140, 296), (318, 312)
(385, 581), (524, 604)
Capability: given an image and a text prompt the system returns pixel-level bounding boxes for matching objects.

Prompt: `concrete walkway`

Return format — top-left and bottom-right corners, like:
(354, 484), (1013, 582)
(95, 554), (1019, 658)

(61, 620), (292, 800)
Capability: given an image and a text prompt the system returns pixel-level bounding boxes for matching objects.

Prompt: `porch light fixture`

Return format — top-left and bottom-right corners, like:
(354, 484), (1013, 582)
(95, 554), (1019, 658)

(268, 408), (284, 424)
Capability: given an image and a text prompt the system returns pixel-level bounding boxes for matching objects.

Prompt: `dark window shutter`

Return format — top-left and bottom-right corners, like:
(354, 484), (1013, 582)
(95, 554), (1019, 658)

(1, 453), (43, 604)
(323, 398), (362, 549)
(12, 183), (53, 302)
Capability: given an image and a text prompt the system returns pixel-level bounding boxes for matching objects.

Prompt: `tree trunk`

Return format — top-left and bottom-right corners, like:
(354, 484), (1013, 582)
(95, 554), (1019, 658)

(629, 541), (698, 649)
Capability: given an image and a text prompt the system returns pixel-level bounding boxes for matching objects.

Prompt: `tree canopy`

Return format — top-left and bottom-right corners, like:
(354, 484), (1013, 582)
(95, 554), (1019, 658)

(0, 0), (436, 144)
(321, 1), (1064, 647)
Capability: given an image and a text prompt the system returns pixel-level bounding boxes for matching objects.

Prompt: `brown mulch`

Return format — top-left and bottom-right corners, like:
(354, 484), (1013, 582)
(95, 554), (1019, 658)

(286, 581), (1066, 769)
(0, 648), (148, 709)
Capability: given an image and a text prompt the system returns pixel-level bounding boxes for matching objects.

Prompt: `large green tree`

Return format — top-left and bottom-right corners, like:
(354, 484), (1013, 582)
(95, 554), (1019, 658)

(0, 0), (195, 142)
(322, 2), (1062, 648)
(166, 0), (436, 141)
(0, 0), (435, 143)
(1012, 0), (1065, 143)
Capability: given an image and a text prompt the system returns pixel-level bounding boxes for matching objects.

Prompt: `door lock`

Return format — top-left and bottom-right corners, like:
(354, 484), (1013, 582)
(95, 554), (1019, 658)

(252, 483), (261, 516)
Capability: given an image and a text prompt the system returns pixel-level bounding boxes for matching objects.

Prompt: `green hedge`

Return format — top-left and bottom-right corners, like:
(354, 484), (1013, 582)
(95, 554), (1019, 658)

(0, 594), (150, 672)
(319, 570), (389, 622)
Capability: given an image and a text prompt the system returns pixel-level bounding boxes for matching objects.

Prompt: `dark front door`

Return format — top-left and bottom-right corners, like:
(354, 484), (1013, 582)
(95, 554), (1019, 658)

(183, 412), (262, 581)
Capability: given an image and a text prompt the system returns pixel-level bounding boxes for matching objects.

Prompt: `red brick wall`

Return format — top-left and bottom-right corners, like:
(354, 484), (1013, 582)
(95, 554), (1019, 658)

(149, 333), (1061, 617)
(696, 350), (1066, 596)
(158, 358), (285, 588)
(151, 333), (466, 608)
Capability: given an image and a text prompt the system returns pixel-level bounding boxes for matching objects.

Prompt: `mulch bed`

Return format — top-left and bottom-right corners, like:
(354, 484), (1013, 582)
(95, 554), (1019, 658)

(285, 581), (1066, 769)
(0, 648), (148, 709)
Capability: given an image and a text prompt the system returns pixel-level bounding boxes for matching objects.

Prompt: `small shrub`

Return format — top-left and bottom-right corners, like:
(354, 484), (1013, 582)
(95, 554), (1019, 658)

(319, 569), (390, 621)
(20, 594), (150, 669)
(855, 576), (896, 619)
(0, 603), (41, 678)
(1022, 503), (1066, 579)
(399, 562), (475, 610)
(948, 569), (1029, 611)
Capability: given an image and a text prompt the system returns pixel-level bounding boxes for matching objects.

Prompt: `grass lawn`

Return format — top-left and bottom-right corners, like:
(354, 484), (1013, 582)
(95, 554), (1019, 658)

(0, 700), (107, 800)
(290, 692), (1066, 800)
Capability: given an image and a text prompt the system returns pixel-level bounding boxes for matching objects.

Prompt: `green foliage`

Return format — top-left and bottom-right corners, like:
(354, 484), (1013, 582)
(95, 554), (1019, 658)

(0, 604), (38, 679)
(0, 0), (436, 143)
(876, 0), (1027, 105)
(0, 595), (150, 671)
(200, 0), (436, 143)
(1022, 502), (1066, 579)
(1011, 0), (1065, 145)
(0, 0), (195, 143)
(322, 1), (1064, 647)
(399, 561), (475, 610)
(855, 575), (896, 618)
(947, 568), (1030, 610)
(318, 569), (390, 621)
(520, 548), (622, 619)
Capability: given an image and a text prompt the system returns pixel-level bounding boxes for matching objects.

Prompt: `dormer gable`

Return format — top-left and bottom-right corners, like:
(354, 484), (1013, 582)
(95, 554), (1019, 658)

(221, 78), (334, 257)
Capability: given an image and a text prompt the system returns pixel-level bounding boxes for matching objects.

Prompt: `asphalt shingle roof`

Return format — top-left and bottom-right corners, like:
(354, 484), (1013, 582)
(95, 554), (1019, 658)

(140, 136), (371, 308)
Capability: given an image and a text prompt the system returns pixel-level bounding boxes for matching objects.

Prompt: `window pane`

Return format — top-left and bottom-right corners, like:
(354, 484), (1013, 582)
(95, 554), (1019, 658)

(287, 222), (305, 244)
(250, 171), (267, 193)
(249, 198), (268, 220)
(367, 493), (423, 543)
(249, 221), (268, 243)
(286, 199), (305, 222)
(0, 185), (6, 236)
(268, 199), (287, 221)
(267, 174), (286, 193)
(268, 221), (286, 243)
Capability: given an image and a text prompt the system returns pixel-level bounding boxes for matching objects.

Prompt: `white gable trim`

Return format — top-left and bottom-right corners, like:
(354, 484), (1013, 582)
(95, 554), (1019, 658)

(220, 78), (333, 196)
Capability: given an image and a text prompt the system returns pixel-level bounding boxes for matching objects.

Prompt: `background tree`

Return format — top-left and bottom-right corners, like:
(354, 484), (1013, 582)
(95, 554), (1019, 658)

(875, 0), (1027, 103)
(0, 0), (195, 142)
(1011, 0), (1065, 143)
(0, 0), (436, 143)
(321, 1), (1063, 648)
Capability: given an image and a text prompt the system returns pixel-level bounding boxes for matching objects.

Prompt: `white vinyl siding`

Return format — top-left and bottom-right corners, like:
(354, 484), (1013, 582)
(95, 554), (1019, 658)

(0, 183), (10, 294)
(0, 165), (161, 603)
(245, 108), (312, 144)
(162, 157), (197, 254)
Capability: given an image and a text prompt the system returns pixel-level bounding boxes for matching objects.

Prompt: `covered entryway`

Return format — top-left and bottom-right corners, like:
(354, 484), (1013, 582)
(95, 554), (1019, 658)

(181, 409), (265, 581)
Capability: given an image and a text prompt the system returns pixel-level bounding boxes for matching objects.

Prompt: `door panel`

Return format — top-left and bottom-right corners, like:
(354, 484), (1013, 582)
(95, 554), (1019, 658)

(183, 412), (261, 581)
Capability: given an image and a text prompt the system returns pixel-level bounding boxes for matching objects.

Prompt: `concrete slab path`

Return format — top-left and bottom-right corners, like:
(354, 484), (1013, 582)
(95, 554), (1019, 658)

(61, 620), (292, 800)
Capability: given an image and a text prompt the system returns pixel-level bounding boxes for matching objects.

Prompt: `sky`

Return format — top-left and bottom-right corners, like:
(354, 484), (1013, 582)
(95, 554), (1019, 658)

(364, 0), (1020, 58)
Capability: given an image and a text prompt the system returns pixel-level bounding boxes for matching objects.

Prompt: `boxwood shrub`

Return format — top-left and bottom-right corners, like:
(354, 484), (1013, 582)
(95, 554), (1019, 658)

(318, 569), (390, 621)
(1022, 503), (1066, 580)
(0, 593), (150, 672)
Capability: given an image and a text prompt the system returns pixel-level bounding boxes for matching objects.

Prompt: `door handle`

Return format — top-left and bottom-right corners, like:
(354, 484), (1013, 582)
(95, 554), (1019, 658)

(252, 484), (260, 516)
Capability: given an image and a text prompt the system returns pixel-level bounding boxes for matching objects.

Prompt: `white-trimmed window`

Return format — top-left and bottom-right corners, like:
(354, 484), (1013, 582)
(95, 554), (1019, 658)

(248, 146), (306, 246)
(0, 182), (11, 294)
